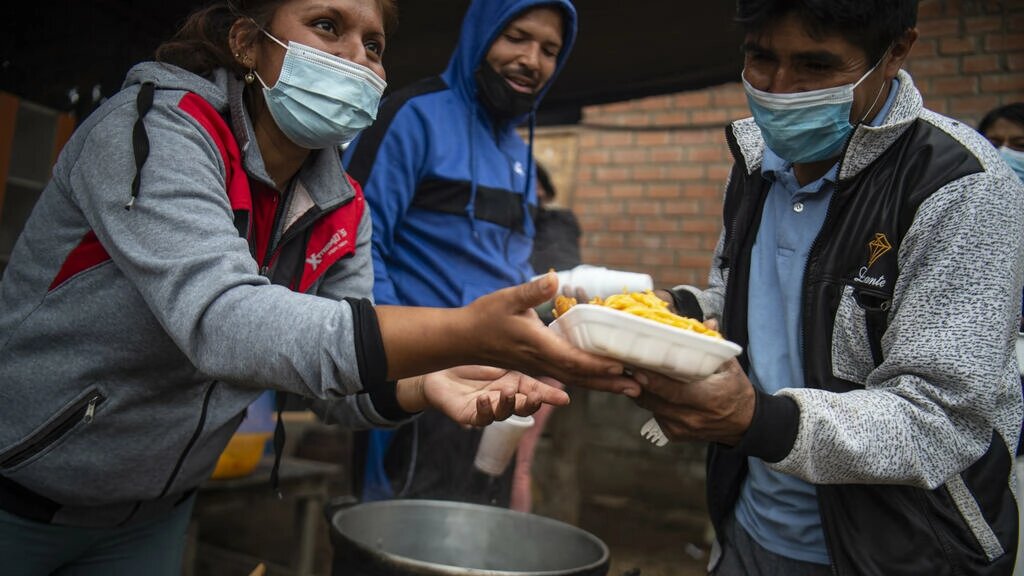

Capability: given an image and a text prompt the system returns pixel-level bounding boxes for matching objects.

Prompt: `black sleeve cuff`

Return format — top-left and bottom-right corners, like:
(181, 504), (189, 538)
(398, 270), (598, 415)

(344, 297), (415, 421)
(668, 287), (704, 320)
(732, 389), (800, 463)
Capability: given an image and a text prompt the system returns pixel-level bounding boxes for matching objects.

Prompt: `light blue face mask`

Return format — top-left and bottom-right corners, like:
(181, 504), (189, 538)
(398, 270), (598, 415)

(1000, 146), (1024, 183)
(256, 31), (386, 149)
(743, 59), (886, 164)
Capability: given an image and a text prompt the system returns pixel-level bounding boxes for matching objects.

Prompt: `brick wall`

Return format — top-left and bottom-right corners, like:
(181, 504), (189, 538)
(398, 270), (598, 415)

(565, 0), (1024, 290)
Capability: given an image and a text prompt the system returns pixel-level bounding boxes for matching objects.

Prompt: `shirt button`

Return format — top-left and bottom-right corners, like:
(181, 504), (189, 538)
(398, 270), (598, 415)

(793, 202), (805, 213)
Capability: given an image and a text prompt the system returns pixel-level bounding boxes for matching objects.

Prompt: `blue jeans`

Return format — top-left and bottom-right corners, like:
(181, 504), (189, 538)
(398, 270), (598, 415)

(0, 495), (195, 576)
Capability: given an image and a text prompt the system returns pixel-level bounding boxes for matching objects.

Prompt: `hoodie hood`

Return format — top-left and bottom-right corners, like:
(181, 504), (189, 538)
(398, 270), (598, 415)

(442, 0), (578, 111)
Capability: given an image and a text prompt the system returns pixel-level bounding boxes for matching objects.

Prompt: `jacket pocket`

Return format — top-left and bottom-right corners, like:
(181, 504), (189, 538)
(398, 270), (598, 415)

(831, 284), (882, 384)
(0, 387), (105, 471)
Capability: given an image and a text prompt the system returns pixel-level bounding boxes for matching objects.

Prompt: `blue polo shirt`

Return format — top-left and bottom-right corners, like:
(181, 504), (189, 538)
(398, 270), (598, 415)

(733, 79), (900, 564)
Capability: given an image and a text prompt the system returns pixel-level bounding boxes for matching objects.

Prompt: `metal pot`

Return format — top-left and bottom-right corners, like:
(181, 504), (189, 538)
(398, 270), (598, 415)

(329, 499), (610, 576)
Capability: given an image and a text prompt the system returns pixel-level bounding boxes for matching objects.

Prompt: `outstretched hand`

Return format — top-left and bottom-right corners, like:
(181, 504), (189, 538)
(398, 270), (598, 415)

(464, 272), (641, 397)
(421, 366), (570, 428)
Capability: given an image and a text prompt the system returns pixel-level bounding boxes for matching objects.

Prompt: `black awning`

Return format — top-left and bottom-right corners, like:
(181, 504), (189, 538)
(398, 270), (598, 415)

(1, 1), (744, 124)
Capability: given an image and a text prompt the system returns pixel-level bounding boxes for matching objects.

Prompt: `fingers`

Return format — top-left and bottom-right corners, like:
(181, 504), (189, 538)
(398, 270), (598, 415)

(492, 390), (517, 421)
(558, 373), (641, 397)
(536, 329), (627, 378)
(631, 369), (695, 402)
(474, 394), (496, 427)
(513, 271), (559, 311)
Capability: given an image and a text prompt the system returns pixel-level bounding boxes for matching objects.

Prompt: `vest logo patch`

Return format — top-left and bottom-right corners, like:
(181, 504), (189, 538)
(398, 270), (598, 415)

(306, 229), (350, 271)
(867, 233), (892, 267)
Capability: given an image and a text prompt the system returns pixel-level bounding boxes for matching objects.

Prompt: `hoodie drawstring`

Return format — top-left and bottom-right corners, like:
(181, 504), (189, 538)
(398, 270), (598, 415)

(465, 106), (481, 239)
(126, 82), (155, 210)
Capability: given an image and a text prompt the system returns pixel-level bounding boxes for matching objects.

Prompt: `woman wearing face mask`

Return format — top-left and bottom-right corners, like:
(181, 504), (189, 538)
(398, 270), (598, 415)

(0, 1), (639, 573)
(979, 103), (1024, 184)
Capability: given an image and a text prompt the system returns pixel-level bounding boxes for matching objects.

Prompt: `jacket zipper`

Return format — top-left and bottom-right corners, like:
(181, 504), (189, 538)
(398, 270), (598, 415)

(0, 390), (105, 469)
(156, 380), (218, 499)
(801, 131), (856, 576)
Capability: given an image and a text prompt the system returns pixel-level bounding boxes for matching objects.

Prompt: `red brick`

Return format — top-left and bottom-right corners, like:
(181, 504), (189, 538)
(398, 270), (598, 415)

(962, 54), (1001, 74)
(667, 166), (705, 181)
(664, 199), (702, 215)
(707, 165), (733, 181)
(917, 0), (945, 19)
(626, 200), (660, 216)
(910, 39), (939, 59)
(918, 18), (961, 38)
(679, 254), (717, 268)
(907, 57), (961, 77)
(609, 184), (645, 198)
(930, 75), (978, 96)
(626, 235), (665, 250)
(680, 183), (721, 198)
(636, 95), (674, 111)
(588, 234), (625, 249)
(612, 149), (647, 165)
(947, 94), (1001, 117)
(636, 132), (672, 146)
(650, 147), (685, 163)
(1009, 53), (1024, 72)
(673, 91), (712, 108)
(606, 219), (636, 233)
(646, 184), (681, 198)
(573, 184), (608, 199)
(665, 235), (703, 251)
(578, 150), (611, 165)
(632, 166), (664, 181)
(985, 32), (1024, 53)
(691, 108), (732, 125)
(711, 88), (748, 108)
(598, 131), (634, 147)
(580, 201), (625, 216)
(924, 97), (950, 114)
(981, 74), (1024, 93)
(578, 132), (600, 148)
(688, 146), (726, 163)
(673, 130), (713, 145)
(939, 36), (978, 56)
(595, 167), (631, 182)
(640, 252), (678, 267)
(652, 111), (689, 127)
(964, 15), (1005, 34)
(641, 218), (682, 233)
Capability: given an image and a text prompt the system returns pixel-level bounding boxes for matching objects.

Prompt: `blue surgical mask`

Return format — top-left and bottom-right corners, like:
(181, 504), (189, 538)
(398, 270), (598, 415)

(743, 60), (885, 164)
(1000, 146), (1024, 183)
(256, 31), (386, 149)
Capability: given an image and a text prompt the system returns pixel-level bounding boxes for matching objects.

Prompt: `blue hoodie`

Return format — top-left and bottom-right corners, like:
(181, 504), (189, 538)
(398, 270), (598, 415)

(343, 0), (578, 308)
(342, 0), (577, 501)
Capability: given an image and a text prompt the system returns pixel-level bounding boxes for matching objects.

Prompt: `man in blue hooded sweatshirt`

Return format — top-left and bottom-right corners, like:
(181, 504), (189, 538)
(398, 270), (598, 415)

(342, 0), (577, 504)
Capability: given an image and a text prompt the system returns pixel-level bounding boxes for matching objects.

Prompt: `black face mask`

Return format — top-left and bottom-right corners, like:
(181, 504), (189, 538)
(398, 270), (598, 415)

(474, 63), (537, 119)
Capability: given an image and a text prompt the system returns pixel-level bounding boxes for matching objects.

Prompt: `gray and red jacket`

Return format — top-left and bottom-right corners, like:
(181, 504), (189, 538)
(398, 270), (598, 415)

(0, 62), (409, 527)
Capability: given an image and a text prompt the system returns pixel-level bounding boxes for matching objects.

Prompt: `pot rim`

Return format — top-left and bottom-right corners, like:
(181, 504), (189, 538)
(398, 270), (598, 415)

(330, 499), (611, 576)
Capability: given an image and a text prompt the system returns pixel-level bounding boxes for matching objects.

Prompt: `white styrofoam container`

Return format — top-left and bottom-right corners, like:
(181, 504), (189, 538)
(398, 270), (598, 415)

(549, 304), (742, 378)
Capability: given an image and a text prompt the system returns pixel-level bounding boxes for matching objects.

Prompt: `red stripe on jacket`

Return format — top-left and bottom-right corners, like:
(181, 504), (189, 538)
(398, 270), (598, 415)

(48, 231), (111, 291)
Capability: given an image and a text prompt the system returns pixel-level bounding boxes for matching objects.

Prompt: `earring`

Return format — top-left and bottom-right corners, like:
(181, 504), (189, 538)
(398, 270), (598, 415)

(245, 69), (255, 84)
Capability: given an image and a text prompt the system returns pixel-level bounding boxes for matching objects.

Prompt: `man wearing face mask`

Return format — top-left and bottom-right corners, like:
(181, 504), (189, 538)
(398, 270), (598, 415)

(631, 1), (1024, 575)
(342, 0), (575, 505)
